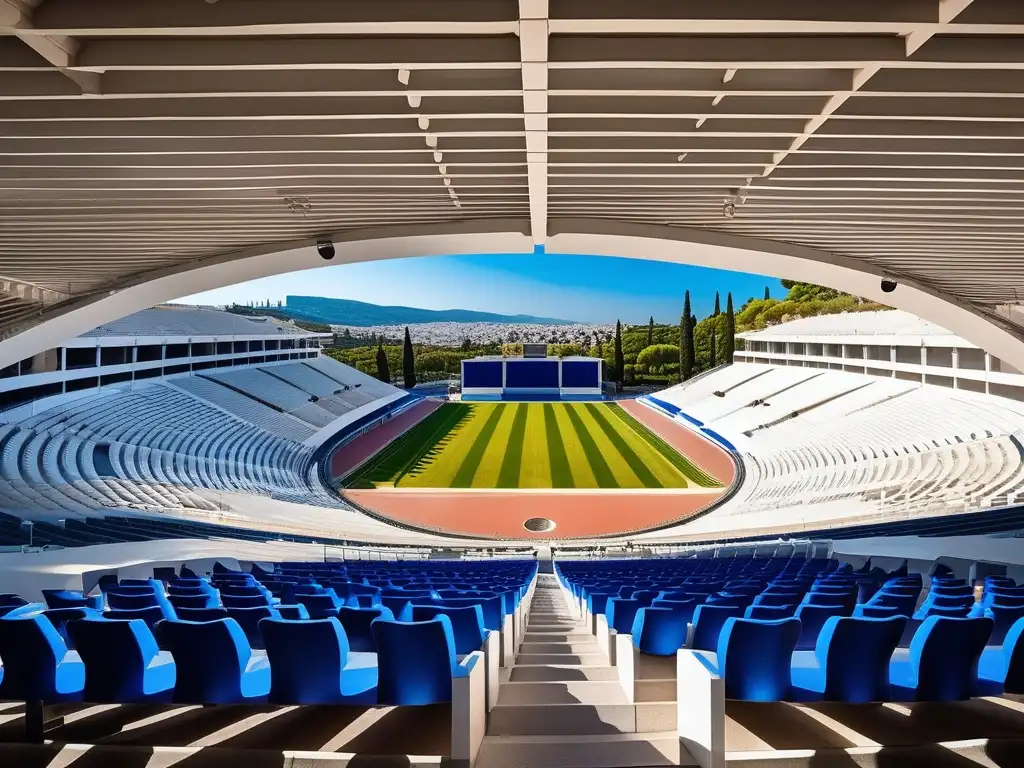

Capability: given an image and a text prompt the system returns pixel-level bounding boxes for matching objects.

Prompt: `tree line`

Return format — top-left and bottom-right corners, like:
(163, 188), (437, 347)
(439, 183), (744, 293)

(327, 280), (883, 389)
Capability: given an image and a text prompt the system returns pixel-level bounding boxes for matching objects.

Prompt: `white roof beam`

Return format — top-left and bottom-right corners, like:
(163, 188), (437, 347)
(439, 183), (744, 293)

(520, 0), (548, 246)
(1, 0), (100, 94)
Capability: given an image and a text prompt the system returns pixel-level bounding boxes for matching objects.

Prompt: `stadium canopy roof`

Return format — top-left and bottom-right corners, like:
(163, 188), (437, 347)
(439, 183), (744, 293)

(3, 0), (1024, 363)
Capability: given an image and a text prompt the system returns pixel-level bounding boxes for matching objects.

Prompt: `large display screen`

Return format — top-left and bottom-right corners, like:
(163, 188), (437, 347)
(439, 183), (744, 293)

(462, 360), (503, 388)
(505, 360), (559, 388)
(561, 360), (600, 388)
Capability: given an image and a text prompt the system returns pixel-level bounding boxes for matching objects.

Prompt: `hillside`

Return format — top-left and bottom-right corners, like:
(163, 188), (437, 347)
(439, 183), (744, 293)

(282, 296), (572, 327)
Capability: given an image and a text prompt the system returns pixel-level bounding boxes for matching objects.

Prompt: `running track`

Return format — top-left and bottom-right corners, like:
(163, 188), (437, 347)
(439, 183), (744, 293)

(328, 399), (442, 481)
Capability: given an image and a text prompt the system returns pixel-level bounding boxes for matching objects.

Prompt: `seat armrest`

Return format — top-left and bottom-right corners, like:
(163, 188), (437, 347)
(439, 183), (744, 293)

(452, 650), (486, 766)
(677, 649), (724, 768)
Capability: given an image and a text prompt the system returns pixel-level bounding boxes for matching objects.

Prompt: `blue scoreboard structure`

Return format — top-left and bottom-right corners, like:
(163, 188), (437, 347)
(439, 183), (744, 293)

(461, 352), (604, 401)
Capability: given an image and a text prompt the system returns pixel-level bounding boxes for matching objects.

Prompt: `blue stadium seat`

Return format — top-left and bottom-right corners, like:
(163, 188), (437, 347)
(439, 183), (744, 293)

(295, 592), (342, 619)
(159, 618), (271, 703)
(889, 616), (993, 701)
(793, 604), (850, 651)
(631, 605), (689, 656)
(42, 607), (102, 648)
(337, 606), (394, 652)
(67, 618), (175, 703)
(372, 615), (464, 706)
(412, 604), (486, 656)
(0, 614), (85, 703)
(697, 617), (801, 702)
(105, 605), (176, 633)
(225, 605), (280, 649)
(606, 598), (643, 634)
(259, 617), (377, 704)
(174, 607), (230, 622)
(276, 604), (311, 620)
(791, 616), (906, 702)
(42, 589), (103, 611)
(976, 617), (1024, 696)
(690, 604), (745, 652)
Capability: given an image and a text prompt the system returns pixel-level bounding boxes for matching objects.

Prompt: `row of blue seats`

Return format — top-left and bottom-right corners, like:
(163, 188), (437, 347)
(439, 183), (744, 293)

(685, 613), (1023, 703)
(0, 609), (471, 707)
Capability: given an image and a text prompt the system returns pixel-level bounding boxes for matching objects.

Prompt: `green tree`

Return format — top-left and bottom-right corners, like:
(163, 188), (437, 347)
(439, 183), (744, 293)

(710, 325), (717, 368)
(764, 286), (771, 301)
(613, 320), (624, 391)
(713, 292), (721, 317)
(680, 291), (694, 381)
(636, 343), (680, 370)
(461, 336), (472, 353)
(375, 341), (390, 383)
(725, 292), (735, 364)
(402, 326), (416, 388)
(647, 316), (654, 346)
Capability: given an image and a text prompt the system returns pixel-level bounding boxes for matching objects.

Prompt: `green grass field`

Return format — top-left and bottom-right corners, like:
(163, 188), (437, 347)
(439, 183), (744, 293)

(343, 402), (722, 491)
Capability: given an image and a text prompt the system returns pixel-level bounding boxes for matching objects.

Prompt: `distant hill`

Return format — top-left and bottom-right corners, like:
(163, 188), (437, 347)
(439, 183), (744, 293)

(281, 296), (573, 327)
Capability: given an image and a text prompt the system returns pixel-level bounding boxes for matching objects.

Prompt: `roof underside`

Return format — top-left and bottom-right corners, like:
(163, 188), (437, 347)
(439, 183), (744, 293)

(2, 0), (1024, 334)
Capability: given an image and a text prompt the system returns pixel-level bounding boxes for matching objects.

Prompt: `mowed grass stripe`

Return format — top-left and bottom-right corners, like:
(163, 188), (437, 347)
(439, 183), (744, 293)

(608, 403), (723, 488)
(399, 403), (493, 488)
(473, 404), (518, 487)
(496, 403), (529, 488)
(552, 405), (597, 487)
(543, 403), (574, 488)
(450, 403), (507, 487)
(563, 404), (619, 488)
(520, 404), (552, 487)
(585, 404), (665, 488)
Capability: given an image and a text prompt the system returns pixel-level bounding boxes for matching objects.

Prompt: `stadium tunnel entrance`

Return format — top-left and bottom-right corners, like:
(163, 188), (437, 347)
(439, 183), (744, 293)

(2, 219), (1022, 373)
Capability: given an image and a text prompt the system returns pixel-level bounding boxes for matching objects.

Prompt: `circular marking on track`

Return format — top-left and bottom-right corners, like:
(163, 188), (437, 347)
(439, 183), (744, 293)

(523, 517), (557, 533)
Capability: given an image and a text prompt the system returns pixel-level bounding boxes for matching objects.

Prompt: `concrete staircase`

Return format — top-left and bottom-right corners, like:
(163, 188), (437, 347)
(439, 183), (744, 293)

(476, 574), (691, 768)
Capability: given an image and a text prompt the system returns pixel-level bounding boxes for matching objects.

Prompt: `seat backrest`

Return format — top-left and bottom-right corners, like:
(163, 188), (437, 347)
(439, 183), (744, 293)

(372, 616), (458, 706)
(815, 616), (906, 702)
(793, 604), (850, 651)
(909, 616), (993, 700)
(295, 593), (340, 618)
(67, 618), (157, 701)
(104, 605), (174, 630)
(631, 590), (659, 606)
(226, 606), (279, 649)
(175, 607), (230, 622)
(169, 594), (215, 610)
(276, 604), (310, 620)
(717, 618), (800, 701)
(436, 596), (503, 631)
(988, 604), (1024, 645)
(258, 618), (349, 703)
(42, 607), (102, 649)
(691, 604), (745, 652)
(607, 598), (643, 634)
(106, 592), (160, 610)
(221, 593), (272, 609)
(631, 606), (690, 656)
(412, 604), (486, 655)
(159, 618), (250, 703)
(1001, 617), (1024, 694)
(41, 589), (93, 610)
(753, 592), (801, 607)
(0, 614), (70, 699)
(337, 606), (394, 652)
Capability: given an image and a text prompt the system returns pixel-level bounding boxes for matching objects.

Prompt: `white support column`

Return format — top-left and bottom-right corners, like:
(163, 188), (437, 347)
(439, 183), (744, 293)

(519, 0), (548, 247)
(952, 347), (960, 390)
(891, 345), (897, 378)
(985, 352), (992, 395)
(921, 345), (928, 383)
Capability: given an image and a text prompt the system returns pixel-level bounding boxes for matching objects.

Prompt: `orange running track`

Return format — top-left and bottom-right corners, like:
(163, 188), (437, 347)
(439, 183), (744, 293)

(328, 399), (441, 481)
(337, 398), (737, 539)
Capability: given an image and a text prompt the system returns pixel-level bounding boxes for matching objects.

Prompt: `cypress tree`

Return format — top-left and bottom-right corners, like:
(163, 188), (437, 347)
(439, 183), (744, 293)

(710, 324), (718, 368)
(764, 285), (771, 301)
(713, 292), (721, 316)
(725, 292), (736, 363)
(680, 291), (694, 381)
(375, 341), (390, 383)
(614, 320), (624, 391)
(647, 316), (654, 347)
(402, 326), (416, 388)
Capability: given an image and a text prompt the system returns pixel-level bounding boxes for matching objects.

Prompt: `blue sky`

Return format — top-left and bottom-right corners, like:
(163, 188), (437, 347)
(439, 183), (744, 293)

(179, 254), (784, 325)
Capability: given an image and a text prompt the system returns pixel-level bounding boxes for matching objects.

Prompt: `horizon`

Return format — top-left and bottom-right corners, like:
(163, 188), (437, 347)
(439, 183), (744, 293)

(178, 253), (786, 325)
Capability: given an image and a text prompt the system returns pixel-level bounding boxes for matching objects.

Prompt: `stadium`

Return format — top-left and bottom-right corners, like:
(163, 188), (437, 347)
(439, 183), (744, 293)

(1, 3), (1024, 768)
